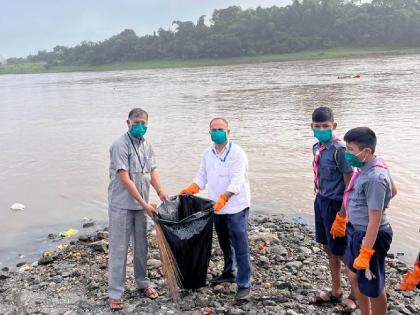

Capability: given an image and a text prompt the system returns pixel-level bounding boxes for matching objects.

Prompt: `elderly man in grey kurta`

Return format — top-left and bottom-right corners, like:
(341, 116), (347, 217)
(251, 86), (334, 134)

(107, 108), (168, 311)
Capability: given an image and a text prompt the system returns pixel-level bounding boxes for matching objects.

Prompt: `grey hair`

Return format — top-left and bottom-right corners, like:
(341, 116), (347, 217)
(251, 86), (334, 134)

(128, 108), (148, 120)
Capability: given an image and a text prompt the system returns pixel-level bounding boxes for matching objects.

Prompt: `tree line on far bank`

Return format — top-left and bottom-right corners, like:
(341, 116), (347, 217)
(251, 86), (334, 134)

(6, 0), (420, 66)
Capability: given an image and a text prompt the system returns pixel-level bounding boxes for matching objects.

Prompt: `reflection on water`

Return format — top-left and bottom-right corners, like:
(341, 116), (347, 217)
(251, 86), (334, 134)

(0, 54), (419, 264)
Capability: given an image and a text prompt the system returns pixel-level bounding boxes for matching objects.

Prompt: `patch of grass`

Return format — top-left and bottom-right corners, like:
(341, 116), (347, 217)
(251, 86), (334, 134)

(1, 47), (420, 75)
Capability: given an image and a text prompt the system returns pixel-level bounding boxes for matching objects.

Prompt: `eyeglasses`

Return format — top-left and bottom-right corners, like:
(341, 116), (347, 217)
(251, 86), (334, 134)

(210, 128), (225, 132)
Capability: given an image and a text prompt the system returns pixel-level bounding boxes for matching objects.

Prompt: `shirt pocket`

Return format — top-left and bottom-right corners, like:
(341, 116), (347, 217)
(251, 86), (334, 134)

(218, 163), (230, 178)
(351, 182), (366, 205)
(319, 165), (338, 179)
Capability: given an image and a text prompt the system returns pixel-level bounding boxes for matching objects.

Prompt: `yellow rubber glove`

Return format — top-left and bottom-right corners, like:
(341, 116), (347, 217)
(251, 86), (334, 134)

(214, 193), (228, 213)
(400, 261), (420, 291)
(178, 183), (200, 195)
(330, 213), (347, 239)
(353, 246), (375, 270)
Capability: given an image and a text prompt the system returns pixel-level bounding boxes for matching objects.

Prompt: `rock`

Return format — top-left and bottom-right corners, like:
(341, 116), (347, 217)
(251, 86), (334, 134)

(1, 267), (9, 272)
(274, 281), (292, 290)
(147, 258), (162, 268)
(78, 234), (90, 242)
(48, 233), (59, 239)
(179, 297), (195, 311)
(0, 273), (10, 280)
(264, 300), (277, 306)
(82, 221), (95, 228)
(312, 246), (321, 253)
(249, 232), (280, 245)
(16, 261), (26, 267)
(38, 256), (55, 265)
(271, 245), (288, 256)
(286, 310), (299, 315)
(229, 283), (237, 293)
(259, 255), (270, 264)
(286, 261), (302, 269)
(96, 231), (109, 240)
(213, 285), (224, 294)
(89, 240), (108, 252)
(299, 246), (312, 255)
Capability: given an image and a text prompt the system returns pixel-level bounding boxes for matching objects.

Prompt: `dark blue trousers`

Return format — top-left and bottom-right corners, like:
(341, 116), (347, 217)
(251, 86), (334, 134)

(213, 208), (251, 289)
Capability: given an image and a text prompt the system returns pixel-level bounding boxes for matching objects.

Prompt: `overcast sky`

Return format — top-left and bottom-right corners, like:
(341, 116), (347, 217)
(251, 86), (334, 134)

(0, 0), (291, 58)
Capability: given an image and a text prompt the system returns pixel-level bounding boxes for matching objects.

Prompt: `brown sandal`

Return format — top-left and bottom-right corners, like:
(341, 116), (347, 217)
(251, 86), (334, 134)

(309, 289), (343, 305)
(108, 298), (124, 311)
(141, 287), (158, 299)
(334, 294), (358, 313)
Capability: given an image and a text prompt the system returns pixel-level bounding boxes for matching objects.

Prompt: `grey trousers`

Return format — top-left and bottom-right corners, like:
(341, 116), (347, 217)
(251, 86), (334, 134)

(108, 207), (151, 299)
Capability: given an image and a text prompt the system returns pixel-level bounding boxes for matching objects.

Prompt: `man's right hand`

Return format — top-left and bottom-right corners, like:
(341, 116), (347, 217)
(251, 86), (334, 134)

(178, 183), (200, 195)
(143, 203), (157, 218)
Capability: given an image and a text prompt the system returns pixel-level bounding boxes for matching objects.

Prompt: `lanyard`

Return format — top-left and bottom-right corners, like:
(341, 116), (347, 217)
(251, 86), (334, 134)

(212, 142), (232, 162)
(127, 133), (146, 173)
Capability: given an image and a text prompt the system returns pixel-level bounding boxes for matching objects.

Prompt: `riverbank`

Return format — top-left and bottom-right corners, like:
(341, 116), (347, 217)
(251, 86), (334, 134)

(0, 214), (417, 315)
(1, 47), (420, 75)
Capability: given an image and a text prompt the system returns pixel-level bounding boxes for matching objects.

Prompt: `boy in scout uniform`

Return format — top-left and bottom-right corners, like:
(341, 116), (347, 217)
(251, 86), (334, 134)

(341, 127), (397, 315)
(107, 108), (168, 310)
(310, 107), (355, 310)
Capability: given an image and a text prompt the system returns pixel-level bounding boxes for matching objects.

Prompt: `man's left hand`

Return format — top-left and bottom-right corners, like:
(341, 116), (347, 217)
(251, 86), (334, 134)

(214, 193), (228, 213)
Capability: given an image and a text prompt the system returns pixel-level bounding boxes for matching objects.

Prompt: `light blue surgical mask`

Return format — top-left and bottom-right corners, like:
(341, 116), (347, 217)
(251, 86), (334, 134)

(130, 123), (147, 138)
(211, 129), (227, 144)
(345, 150), (366, 168)
(313, 128), (333, 143)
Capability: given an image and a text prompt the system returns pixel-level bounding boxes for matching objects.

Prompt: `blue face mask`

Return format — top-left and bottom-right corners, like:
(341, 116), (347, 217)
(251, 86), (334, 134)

(313, 128), (333, 143)
(345, 150), (365, 168)
(211, 130), (227, 144)
(130, 124), (147, 138)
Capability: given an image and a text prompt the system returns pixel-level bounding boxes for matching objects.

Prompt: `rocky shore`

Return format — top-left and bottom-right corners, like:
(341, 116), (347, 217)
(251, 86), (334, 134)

(0, 214), (418, 315)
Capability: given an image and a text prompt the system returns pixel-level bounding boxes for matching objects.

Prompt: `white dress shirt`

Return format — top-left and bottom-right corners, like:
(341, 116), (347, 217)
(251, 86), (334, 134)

(194, 141), (251, 215)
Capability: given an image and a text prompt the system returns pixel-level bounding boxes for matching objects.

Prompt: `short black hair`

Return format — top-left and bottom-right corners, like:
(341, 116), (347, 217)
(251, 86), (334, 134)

(128, 108), (148, 120)
(344, 127), (377, 153)
(312, 106), (334, 123)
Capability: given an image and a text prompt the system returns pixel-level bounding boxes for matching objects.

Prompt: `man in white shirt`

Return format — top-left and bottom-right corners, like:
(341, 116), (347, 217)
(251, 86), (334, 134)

(179, 117), (252, 301)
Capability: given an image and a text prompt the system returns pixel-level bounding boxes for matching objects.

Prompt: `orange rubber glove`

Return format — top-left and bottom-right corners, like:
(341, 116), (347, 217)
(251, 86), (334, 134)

(330, 213), (347, 239)
(353, 246), (375, 270)
(214, 193), (228, 213)
(178, 183), (200, 195)
(400, 260), (420, 291)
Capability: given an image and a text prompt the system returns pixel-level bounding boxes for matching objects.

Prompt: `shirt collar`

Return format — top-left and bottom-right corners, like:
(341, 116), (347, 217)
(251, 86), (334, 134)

(127, 132), (145, 144)
(361, 156), (378, 172)
(212, 140), (231, 157)
(319, 137), (335, 149)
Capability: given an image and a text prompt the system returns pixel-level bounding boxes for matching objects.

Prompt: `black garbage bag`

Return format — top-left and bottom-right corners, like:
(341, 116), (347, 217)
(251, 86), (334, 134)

(156, 194), (214, 289)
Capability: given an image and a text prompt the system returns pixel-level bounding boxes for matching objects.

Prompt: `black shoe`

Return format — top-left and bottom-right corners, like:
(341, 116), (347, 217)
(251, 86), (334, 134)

(209, 273), (236, 284)
(235, 287), (251, 301)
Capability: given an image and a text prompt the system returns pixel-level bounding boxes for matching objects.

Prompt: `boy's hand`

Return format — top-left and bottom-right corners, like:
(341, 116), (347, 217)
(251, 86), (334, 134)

(214, 193), (228, 213)
(400, 261), (420, 291)
(330, 213), (347, 239)
(353, 246), (375, 270)
(178, 183), (200, 195)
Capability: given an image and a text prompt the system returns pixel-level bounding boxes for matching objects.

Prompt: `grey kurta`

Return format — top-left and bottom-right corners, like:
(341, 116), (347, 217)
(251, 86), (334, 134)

(108, 133), (156, 209)
(107, 132), (157, 299)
